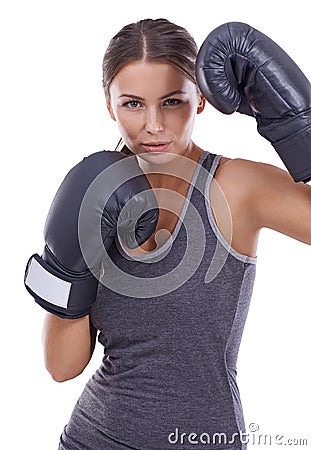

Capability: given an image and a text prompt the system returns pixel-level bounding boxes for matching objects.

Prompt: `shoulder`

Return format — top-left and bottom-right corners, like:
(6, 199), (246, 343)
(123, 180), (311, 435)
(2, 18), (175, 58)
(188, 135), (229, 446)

(212, 156), (311, 238)
(211, 155), (299, 227)
(214, 156), (293, 195)
(215, 156), (288, 178)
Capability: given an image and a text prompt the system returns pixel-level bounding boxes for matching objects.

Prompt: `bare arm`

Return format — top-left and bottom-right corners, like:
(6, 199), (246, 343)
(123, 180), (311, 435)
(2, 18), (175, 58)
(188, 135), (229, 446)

(247, 161), (311, 244)
(42, 313), (97, 382)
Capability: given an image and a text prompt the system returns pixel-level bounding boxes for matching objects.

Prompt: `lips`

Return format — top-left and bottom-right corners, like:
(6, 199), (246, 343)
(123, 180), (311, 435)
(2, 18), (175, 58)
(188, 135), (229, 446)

(141, 142), (171, 153)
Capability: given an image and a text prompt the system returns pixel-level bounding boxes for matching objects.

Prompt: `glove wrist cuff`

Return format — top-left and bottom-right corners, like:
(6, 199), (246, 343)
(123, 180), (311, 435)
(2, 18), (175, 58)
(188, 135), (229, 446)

(273, 126), (311, 183)
(258, 111), (311, 182)
(24, 254), (99, 319)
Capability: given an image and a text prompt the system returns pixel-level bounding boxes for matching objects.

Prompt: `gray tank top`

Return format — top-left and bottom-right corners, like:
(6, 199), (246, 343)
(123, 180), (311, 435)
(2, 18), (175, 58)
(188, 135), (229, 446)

(59, 151), (257, 450)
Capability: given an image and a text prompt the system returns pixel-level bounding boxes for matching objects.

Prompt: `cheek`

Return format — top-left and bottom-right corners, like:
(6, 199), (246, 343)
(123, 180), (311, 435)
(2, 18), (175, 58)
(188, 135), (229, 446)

(168, 105), (196, 135)
(115, 112), (140, 140)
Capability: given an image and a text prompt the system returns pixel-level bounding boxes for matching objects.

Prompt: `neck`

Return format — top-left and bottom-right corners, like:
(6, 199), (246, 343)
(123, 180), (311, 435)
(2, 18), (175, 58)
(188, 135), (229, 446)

(136, 143), (204, 190)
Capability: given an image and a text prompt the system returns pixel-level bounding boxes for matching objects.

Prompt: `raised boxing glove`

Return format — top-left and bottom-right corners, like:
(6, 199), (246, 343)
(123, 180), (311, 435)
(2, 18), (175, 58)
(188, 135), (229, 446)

(24, 150), (159, 319)
(195, 21), (311, 183)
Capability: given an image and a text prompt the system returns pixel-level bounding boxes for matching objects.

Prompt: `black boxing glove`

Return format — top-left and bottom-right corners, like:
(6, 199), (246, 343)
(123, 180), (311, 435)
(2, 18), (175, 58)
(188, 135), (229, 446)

(195, 21), (311, 183)
(24, 151), (159, 319)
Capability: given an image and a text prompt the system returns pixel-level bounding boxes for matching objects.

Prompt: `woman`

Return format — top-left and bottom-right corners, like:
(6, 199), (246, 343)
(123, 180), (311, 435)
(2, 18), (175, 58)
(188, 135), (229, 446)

(37, 19), (310, 450)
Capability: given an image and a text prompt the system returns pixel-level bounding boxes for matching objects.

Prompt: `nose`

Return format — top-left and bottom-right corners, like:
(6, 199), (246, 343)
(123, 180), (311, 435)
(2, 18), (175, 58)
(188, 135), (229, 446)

(144, 106), (164, 133)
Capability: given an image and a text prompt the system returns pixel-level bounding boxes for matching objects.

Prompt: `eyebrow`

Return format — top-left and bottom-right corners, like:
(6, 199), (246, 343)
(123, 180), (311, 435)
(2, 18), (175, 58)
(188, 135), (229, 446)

(118, 90), (186, 100)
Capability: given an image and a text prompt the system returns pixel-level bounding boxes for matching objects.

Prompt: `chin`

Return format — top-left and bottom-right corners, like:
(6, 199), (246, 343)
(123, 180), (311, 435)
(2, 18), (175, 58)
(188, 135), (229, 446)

(136, 151), (179, 166)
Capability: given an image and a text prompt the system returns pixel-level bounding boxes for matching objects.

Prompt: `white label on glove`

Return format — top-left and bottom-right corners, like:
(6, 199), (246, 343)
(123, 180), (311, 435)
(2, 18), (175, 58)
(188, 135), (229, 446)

(25, 258), (72, 308)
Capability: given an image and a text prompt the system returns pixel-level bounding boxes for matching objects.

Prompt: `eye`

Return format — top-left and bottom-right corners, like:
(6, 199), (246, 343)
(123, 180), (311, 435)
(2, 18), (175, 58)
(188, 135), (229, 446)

(164, 98), (182, 107)
(123, 100), (142, 109)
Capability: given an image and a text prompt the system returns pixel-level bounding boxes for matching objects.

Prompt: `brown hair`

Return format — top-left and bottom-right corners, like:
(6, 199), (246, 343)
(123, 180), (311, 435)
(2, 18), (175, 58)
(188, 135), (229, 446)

(102, 18), (198, 155)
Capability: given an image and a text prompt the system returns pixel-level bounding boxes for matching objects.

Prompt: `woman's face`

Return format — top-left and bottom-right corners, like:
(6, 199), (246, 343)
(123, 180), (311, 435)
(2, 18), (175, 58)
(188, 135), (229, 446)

(106, 61), (205, 165)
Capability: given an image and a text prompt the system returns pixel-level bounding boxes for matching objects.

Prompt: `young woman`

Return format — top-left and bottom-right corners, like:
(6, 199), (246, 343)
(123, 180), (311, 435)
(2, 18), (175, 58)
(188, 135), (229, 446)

(25, 18), (311, 450)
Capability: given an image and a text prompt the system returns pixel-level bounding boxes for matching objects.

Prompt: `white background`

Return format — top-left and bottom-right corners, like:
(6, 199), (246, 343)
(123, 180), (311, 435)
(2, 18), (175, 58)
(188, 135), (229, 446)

(1, 1), (310, 449)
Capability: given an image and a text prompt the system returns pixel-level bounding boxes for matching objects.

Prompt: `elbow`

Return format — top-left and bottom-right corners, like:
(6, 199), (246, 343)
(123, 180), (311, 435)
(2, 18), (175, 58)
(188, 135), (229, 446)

(50, 373), (75, 383)
(46, 365), (85, 383)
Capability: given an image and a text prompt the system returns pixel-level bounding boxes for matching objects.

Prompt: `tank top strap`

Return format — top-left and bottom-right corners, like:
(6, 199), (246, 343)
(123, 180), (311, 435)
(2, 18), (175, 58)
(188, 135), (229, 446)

(193, 150), (222, 195)
(197, 151), (257, 265)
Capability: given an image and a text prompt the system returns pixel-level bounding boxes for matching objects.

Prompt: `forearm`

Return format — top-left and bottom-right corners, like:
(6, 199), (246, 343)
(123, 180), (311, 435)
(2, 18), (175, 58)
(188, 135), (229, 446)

(42, 313), (96, 382)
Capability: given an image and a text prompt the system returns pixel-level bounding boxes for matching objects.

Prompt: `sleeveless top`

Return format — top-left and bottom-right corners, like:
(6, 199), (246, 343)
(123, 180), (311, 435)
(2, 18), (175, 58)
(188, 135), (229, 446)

(59, 150), (257, 450)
